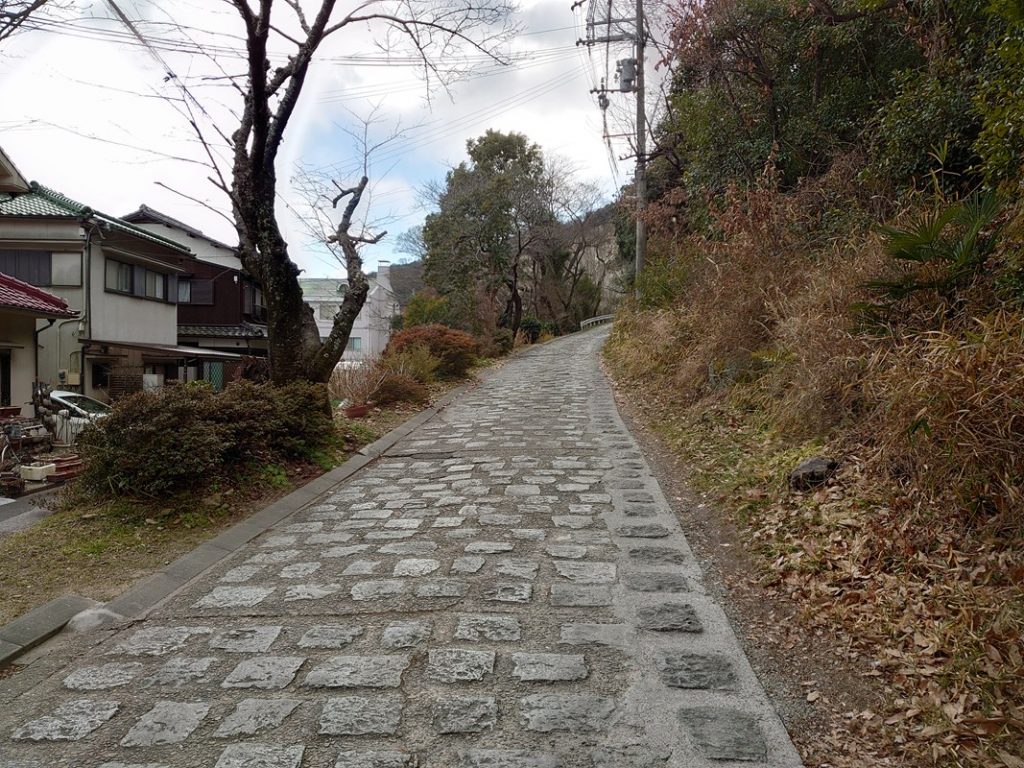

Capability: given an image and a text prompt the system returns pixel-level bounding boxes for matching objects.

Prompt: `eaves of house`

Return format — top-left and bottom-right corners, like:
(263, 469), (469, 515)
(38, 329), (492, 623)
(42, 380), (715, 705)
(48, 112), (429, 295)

(0, 183), (192, 256)
(122, 204), (238, 254)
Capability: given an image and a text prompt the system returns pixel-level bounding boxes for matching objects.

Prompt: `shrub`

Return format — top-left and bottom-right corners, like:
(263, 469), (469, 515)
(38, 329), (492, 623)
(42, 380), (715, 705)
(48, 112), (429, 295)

(381, 345), (441, 384)
(76, 381), (334, 500)
(77, 384), (226, 499)
(372, 370), (429, 406)
(328, 364), (387, 407)
(387, 324), (477, 378)
(479, 328), (514, 358)
(218, 380), (333, 460)
(520, 316), (542, 342)
(402, 289), (450, 327)
(870, 70), (981, 188)
(871, 191), (1004, 301)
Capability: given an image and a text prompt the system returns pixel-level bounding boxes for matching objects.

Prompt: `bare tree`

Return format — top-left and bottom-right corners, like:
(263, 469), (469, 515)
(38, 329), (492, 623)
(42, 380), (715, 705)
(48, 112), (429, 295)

(292, 108), (407, 366)
(0, 0), (58, 43)
(106, 0), (515, 384)
(395, 225), (427, 263)
(530, 162), (613, 329)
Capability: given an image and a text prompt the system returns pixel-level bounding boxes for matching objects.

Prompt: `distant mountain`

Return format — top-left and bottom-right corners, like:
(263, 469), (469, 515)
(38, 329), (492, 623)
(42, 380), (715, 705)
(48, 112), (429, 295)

(387, 260), (424, 308)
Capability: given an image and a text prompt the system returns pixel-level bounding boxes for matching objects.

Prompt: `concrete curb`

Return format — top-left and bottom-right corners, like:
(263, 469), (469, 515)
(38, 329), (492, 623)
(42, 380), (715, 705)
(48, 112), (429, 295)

(0, 380), (474, 667)
(103, 381), (473, 620)
(0, 595), (98, 667)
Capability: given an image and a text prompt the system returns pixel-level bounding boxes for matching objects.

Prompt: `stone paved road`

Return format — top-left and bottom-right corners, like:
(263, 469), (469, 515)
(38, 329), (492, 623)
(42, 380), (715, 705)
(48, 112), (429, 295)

(0, 329), (803, 768)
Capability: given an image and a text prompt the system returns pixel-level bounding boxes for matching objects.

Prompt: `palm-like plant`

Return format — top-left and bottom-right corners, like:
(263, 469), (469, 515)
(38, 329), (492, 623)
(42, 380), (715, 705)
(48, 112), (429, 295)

(872, 191), (1003, 300)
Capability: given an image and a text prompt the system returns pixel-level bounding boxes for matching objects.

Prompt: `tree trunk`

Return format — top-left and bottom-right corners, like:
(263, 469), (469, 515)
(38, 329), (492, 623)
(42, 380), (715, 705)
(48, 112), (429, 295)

(509, 261), (523, 337)
(259, 242), (325, 384)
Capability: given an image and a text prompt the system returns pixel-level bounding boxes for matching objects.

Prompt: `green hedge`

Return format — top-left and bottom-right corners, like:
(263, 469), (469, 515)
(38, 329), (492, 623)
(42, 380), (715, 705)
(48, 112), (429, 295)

(76, 381), (332, 499)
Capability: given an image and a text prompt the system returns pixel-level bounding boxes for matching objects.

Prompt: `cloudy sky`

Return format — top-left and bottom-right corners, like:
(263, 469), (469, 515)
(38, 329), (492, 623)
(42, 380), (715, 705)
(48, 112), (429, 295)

(0, 0), (647, 277)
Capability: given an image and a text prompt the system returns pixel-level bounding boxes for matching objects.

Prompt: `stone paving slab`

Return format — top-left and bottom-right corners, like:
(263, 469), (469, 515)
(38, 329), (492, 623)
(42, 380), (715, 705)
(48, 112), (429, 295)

(0, 329), (803, 767)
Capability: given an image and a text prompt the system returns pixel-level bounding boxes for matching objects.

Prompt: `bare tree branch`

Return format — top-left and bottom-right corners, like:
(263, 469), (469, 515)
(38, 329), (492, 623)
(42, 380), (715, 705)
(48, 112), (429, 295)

(0, 0), (54, 44)
(155, 181), (237, 226)
(96, 0), (517, 383)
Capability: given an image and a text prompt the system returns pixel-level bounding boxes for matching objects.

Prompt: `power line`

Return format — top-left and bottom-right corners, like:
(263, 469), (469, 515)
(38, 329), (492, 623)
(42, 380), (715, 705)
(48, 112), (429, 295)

(19, 16), (580, 67)
(318, 64), (589, 178)
(317, 48), (581, 104)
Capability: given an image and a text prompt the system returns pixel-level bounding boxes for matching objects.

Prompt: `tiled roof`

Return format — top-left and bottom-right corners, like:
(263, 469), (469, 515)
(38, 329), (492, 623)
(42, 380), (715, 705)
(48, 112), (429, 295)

(0, 189), (72, 217)
(122, 204), (239, 253)
(0, 272), (77, 317)
(178, 322), (268, 339)
(299, 278), (347, 295)
(0, 183), (191, 255)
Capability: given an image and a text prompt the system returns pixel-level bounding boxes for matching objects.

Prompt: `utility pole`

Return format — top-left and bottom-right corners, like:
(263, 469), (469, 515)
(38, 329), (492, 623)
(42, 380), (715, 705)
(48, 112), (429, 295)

(575, 0), (647, 292)
(633, 0), (646, 289)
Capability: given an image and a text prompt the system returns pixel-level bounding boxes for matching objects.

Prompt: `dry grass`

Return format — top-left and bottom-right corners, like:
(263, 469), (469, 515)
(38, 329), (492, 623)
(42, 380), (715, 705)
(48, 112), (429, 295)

(328, 362), (388, 406)
(857, 311), (1024, 517)
(621, 396), (1024, 768)
(605, 163), (1024, 766)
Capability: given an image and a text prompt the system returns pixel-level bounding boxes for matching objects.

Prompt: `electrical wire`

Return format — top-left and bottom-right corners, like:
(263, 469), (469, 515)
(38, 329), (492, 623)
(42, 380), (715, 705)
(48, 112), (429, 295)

(317, 47), (582, 104)
(19, 16), (581, 67)
(318, 63), (590, 177)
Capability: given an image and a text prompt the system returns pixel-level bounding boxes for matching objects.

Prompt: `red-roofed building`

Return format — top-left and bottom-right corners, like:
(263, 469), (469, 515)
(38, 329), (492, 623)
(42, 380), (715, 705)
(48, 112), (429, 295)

(0, 272), (77, 416)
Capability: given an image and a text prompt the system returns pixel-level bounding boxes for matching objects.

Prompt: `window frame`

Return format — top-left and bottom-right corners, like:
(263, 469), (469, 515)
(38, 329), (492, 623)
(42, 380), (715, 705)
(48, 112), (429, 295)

(104, 258), (173, 303)
(0, 249), (52, 286)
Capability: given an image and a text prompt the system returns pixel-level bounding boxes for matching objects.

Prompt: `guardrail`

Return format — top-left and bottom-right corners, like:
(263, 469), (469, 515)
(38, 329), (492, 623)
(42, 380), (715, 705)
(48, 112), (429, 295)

(580, 314), (615, 330)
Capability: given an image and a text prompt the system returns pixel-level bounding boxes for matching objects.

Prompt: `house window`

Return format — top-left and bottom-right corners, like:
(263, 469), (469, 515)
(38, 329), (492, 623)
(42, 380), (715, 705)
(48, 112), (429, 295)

(346, 336), (362, 351)
(145, 270), (166, 300)
(189, 278), (214, 305)
(319, 304), (339, 320)
(91, 362), (112, 389)
(0, 250), (52, 286)
(178, 278), (192, 303)
(104, 259), (170, 301)
(105, 260), (133, 294)
(243, 282), (266, 319)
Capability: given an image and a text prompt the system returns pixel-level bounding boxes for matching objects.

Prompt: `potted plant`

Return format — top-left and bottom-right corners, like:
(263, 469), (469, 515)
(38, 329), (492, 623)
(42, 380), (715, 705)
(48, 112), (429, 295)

(343, 402), (372, 418)
(330, 362), (386, 419)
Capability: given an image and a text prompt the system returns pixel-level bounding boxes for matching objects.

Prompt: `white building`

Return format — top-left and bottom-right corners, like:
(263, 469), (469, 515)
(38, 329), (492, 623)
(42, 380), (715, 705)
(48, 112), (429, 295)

(299, 262), (398, 362)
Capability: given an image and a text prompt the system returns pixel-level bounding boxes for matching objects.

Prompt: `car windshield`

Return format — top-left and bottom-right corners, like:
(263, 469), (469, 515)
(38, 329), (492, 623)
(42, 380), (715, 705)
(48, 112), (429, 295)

(60, 395), (111, 415)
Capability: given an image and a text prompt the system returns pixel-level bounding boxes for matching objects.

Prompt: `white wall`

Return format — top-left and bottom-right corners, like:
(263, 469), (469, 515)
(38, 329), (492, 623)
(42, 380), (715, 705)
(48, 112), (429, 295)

(132, 221), (241, 269)
(0, 312), (37, 416)
(300, 268), (399, 362)
(88, 248), (178, 344)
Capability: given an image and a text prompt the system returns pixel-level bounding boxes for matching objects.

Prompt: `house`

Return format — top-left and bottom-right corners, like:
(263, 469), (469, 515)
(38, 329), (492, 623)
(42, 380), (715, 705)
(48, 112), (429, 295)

(0, 146), (242, 401)
(299, 261), (399, 362)
(121, 206), (269, 369)
(0, 273), (77, 416)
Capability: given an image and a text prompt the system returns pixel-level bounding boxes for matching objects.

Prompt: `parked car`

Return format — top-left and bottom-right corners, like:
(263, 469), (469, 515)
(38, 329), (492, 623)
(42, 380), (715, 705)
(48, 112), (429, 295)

(48, 390), (111, 443)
